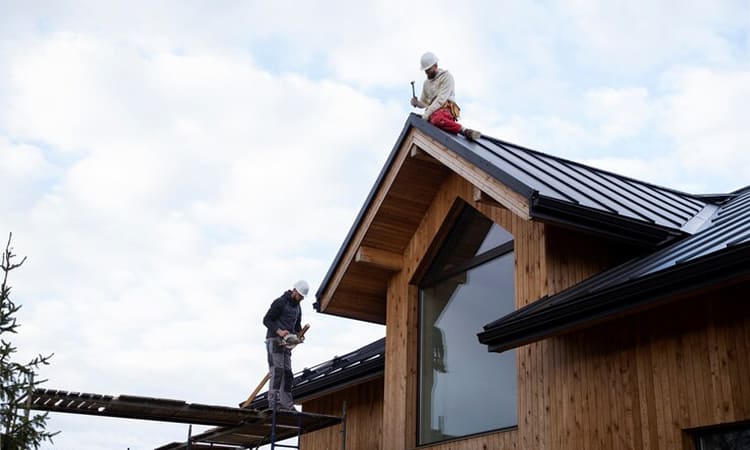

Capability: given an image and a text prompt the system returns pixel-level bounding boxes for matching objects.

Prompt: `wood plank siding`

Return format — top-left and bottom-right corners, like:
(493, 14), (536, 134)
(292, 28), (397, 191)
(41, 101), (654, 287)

(301, 378), (384, 450)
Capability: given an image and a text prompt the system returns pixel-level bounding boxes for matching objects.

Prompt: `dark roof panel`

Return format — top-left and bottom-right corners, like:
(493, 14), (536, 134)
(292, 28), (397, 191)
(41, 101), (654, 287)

(457, 133), (708, 229)
(479, 188), (750, 352)
(247, 337), (385, 409)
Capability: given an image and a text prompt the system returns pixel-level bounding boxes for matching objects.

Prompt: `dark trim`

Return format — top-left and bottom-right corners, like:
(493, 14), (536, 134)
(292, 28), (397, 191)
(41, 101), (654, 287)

(477, 244), (750, 353)
(531, 196), (685, 248)
(247, 338), (386, 410)
(416, 425), (519, 448)
(421, 241), (514, 287)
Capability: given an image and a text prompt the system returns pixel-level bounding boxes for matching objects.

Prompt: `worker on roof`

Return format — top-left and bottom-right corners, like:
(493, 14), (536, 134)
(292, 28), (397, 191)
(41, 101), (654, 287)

(262, 280), (309, 412)
(410, 52), (482, 141)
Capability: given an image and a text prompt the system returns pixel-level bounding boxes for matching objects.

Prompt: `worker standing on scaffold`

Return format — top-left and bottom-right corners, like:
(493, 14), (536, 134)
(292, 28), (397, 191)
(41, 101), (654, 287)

(262, 280), (308, 412)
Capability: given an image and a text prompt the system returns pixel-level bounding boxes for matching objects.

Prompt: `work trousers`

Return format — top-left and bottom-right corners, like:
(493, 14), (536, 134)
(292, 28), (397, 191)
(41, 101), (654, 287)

(429, 107), (462, 134)
(266, 338), (294, 410)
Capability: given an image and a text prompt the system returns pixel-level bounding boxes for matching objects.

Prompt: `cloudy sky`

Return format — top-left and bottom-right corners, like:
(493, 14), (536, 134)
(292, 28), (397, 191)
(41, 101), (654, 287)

(0, 1), (748, 448)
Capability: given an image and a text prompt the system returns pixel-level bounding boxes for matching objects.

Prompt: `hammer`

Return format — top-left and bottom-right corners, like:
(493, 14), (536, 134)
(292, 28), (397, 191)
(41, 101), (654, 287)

(410, 80), (416, 99)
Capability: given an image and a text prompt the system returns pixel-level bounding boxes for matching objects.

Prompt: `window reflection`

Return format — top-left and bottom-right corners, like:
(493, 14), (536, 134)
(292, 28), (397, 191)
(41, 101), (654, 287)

(418, 207), (517, 445)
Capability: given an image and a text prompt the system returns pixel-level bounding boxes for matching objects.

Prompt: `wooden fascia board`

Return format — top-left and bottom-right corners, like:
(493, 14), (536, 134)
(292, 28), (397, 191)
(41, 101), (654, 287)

(317, 129), (417, 313)
(355, 246), (403, 272)
(411, 130), (531, 220)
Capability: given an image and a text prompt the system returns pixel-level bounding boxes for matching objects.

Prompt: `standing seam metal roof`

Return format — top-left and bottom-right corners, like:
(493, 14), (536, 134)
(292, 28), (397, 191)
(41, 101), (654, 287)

(479, 188), (750, 351)
(247, 337), (385, 409)
(316, 114), (713, 302)
(460, 132), (708, 229)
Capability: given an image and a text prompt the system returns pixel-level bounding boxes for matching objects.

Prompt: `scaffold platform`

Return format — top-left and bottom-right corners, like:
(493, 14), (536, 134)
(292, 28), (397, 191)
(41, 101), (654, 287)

(28, 388), (341, 449)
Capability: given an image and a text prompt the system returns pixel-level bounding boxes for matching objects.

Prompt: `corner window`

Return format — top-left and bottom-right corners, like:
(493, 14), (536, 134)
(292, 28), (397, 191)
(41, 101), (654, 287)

(418, 206), (517, 445)
(695, 424), (750, 450)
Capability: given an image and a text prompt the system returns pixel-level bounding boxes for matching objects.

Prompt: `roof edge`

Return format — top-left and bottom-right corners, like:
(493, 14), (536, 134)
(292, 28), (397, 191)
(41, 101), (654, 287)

(531, 196), (686, 247)
(478, 243), (750, 352)
(314, 116), (417, 306)
(315, 114), (539, 309)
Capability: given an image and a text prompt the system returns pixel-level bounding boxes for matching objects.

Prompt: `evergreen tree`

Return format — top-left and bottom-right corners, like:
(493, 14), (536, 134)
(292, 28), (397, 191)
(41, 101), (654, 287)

(0, 234), (56, 449)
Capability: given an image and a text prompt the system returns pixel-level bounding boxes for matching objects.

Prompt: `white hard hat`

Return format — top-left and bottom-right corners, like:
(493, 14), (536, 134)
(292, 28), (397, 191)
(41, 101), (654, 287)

(420, 52), (438, 71)
(293, 280), (309, 297)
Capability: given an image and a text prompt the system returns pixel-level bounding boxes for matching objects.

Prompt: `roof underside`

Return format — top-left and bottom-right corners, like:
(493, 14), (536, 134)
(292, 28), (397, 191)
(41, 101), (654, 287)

(315, 114), (715, 323)
(479, 188), (750, 352)
(315, 121), (453, 323)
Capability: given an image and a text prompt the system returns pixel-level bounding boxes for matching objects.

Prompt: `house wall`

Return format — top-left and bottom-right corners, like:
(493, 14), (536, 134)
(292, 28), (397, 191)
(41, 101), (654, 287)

(525, 282), (750, 450)
(300, 377), (384, 450)
(377, 171), (750, 450)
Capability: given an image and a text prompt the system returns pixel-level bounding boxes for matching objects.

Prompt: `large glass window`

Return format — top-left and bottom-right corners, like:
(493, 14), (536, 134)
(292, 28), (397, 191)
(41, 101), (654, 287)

(418, 206), (517, 445)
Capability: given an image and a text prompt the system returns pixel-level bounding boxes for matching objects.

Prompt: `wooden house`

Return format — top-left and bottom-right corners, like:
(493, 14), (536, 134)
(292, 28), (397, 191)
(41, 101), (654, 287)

(273, 114), (750, 449)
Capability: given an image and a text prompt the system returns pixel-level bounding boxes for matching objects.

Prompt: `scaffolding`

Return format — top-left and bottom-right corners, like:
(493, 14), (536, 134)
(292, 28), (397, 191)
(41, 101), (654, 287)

(27, 388), (344, 449)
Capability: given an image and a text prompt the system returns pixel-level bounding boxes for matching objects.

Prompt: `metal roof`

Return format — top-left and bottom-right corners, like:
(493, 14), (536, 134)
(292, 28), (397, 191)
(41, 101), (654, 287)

(316, 114), (714, 304)
(247, 337), (385, 409)
(407, 115), (711, 245)
(466, 135), (707, 229)
(478, 188), (750, 352)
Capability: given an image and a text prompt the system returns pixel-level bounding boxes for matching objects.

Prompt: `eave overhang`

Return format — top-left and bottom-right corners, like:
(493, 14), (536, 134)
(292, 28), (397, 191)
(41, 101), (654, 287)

(530, 196), (685, 247)
(313, 115), (532, 323)
(477, 243), (750, 353)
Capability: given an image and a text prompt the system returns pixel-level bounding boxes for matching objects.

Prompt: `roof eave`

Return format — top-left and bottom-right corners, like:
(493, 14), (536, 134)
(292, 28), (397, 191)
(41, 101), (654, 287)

(531, 196), (686, 248)
(314, 116), (418, 309)
(478, 243), (750, 353)
(315, 114), (539, 313)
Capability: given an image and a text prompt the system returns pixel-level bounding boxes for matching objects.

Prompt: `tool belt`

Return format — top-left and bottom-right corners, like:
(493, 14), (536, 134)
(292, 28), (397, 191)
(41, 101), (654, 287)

(442, 100), (461, 120)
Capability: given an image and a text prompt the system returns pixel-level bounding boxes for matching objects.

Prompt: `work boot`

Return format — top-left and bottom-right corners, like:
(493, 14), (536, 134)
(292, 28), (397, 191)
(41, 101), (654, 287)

(461, 128), (482, 141)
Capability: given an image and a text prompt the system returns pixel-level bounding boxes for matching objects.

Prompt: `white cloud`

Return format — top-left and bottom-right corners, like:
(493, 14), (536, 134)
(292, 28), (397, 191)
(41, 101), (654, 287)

(658, 66), (750, 191)
(561, 0), (746, 71)
(583, 87), (653, 143)
(0, 2), (748, 449)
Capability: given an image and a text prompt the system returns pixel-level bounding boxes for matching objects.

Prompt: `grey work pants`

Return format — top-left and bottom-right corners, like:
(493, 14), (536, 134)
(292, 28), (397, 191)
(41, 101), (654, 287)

(266, 338), (294, 410)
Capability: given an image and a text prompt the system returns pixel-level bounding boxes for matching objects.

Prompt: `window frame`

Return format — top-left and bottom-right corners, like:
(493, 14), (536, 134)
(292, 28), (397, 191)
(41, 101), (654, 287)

(693, 422), (750, 450)
(416, 205), (517, 446)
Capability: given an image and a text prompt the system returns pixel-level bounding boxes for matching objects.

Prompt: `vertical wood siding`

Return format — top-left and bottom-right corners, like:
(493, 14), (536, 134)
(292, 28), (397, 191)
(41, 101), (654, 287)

(525, 285), (750, 450)
(300, 378), (384, 450)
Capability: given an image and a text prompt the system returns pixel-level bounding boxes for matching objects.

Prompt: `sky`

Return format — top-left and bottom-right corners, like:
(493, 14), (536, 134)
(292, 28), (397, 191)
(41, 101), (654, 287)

(0, 1), (748, 448)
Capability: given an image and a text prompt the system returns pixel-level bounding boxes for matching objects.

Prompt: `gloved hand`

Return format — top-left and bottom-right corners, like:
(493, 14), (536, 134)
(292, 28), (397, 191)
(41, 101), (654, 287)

(410, 97), (420, 107)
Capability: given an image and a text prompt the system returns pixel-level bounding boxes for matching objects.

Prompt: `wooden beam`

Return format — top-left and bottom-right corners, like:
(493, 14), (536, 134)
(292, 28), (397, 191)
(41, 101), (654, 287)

(355, 246), (403, 272)
(411, 131), (531, 220)
(473, 186), (502, 208)
(409, 145), (441, 164)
